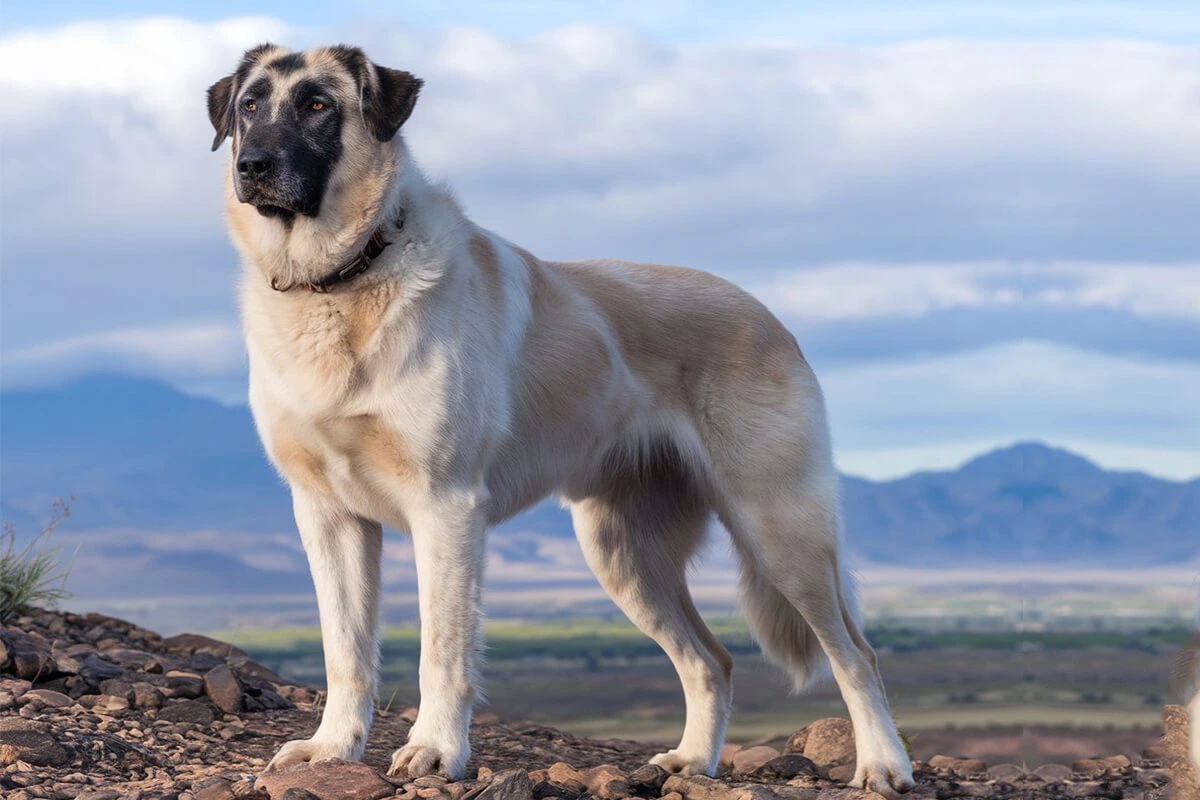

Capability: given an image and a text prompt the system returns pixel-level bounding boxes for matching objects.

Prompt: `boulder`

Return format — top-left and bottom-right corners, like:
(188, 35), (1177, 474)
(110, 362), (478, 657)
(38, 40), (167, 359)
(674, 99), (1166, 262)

(0, 717), (69, 766)
(205, 663), (244, 713)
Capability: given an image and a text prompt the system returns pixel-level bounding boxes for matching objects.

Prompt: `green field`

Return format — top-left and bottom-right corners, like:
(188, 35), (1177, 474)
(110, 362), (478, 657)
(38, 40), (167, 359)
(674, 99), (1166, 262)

(215, 618), (1183, 762)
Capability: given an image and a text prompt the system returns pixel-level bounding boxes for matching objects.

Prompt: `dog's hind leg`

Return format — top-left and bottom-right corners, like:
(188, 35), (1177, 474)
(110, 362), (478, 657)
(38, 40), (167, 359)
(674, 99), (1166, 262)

(265, 490), (383, 771)
(569, 489), (731, 776)
(721, 470), (914, 798)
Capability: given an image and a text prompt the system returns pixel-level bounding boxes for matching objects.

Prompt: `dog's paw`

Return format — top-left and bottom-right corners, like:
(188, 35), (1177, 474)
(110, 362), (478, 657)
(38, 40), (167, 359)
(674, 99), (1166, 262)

(263, 737), (358, 773)
(649, 749), (716, 776)
(850, 760), (916, 799)
(388, 741), (468, 780)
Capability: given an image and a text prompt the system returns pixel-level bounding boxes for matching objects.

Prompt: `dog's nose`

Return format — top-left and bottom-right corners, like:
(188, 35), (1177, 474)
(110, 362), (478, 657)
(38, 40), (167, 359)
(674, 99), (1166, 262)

(237, 150), (275, 179)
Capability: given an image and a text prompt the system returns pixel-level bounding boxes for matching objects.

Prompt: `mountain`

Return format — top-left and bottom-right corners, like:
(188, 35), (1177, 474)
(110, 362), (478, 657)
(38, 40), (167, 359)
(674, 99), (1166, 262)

(1, 375), (1197, 604)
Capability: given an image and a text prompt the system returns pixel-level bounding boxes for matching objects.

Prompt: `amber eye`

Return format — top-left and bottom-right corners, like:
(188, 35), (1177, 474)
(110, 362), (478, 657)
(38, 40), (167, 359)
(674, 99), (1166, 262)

(244, 100), (257, 113)
(310, 100), (325, 111)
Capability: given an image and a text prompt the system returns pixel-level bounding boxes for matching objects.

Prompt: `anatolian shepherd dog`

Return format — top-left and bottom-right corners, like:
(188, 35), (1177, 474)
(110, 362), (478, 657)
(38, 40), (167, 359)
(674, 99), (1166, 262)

(207, 44), (915, 797)
(1172, 633), (1200, 780)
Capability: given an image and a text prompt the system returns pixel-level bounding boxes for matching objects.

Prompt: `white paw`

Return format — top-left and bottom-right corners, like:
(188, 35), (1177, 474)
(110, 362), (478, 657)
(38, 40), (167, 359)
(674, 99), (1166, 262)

(388, 741), (469, 780)
(650, 749), (716, 776)
(850, 759), (916, 799)
(263, 736), (360, 772)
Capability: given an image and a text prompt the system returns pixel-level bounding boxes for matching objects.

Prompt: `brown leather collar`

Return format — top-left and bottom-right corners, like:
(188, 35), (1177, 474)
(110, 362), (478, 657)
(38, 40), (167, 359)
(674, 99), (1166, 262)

(273, 208), (405, 294)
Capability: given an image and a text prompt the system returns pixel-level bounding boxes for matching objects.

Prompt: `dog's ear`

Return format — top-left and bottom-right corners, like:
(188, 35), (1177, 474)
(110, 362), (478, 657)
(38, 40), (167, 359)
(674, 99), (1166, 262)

(206, 73), (237, 151)
(330, 45), (422, 142)
(364, 65), (423, 142)
(207, 44), (277, 151)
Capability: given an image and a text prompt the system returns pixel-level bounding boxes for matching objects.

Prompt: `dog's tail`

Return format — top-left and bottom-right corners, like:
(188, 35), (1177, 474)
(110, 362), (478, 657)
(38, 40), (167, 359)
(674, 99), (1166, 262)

(738, 545), (862, 693)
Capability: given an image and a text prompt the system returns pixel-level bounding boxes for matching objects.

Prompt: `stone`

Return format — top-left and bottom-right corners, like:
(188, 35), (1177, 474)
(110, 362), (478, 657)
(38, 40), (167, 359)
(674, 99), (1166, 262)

(927, 755), (987, 775)
(545, 762), (586, 795)
(158, 699), (216, 725)
(93, 693), (131, 712)
(280, 790), (322, 800)
(161, 633), (249, 660)
(99, 678), (136, 701)
(204, 664), (244, 713)
(986, 764), (1025, 781)
(746, 755), (822, 781)
(1031, 763), (1072, 782)
(133, 681), (164, 709)
(194, 777), (237, 800)
(792, 719), (856, 777)
(663, 775), (752, 800)
(1070, 754), (1130, 774)
(0, 742), (19, 764)
(627, 764), (669, 794)
(20, 688), (73, 708)
(0, 717), (69, 766)
(475, 769), (533, 800)
(719, 744), (741, 770)
(188, 651), (227, 672)
(733, 746), (781, 774)
(255, 759), (394, 800)
(1, 629), (57, 681)
(164, 671), (206, 699)
(580, 765), (629, 799)
(78, 654), (124, 685)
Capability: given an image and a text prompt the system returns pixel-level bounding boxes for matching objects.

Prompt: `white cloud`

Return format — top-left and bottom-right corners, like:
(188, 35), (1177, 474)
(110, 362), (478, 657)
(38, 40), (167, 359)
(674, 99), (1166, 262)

(2, 322), (245, 388)
(823, 340), (1200, 478)
(752, 263), (1200, 322)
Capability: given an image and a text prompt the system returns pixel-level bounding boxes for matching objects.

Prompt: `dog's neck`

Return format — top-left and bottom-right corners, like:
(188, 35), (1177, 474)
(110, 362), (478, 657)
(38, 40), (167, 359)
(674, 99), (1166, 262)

(226, 138), (430, 293)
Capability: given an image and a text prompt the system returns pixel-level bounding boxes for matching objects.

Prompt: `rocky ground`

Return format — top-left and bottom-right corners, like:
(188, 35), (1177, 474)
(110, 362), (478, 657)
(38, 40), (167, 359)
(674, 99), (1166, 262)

(0, 606), (1191, 800)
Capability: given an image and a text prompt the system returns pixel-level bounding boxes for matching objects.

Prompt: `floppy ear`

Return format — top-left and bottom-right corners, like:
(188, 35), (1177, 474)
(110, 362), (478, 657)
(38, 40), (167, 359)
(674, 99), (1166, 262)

(364, 65), (423, 142)
(206, 73), (236, 151)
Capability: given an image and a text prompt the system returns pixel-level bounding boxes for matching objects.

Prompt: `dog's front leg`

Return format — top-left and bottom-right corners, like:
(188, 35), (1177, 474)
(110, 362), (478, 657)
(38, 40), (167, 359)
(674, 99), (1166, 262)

(265, 491), (383, 771)
(389, 492), (485, 780)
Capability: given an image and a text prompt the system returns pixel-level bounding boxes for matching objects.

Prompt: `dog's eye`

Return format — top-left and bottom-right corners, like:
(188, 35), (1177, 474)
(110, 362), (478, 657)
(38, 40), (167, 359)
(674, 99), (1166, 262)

(244, 100), (257, 113)
(310, 100), (326, 112)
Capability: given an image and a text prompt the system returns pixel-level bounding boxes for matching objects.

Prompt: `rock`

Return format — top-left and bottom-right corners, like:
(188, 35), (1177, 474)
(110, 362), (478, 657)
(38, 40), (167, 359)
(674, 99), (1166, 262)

(719, 744), (741, 770)
(1070, 754), (1130, 774)
(580, 765), (629, 799)
(927, 755), (987, 775)
(0, 742), (19, 764)
(256, 759), (394, 800)
(0, 629), (57, 681)
(0, 717), (70, 766)
(986, 764), (1025, 781)
(194, 777), (237, 800)
(161, 633), (249, 660)
(280, 790), (322, 800)
(20, 688), (73, 708)
(164, 670), (206, 699)
(746, 755), (822, 781)
(663, 774), (750, 800)
(78, 654), (124, 685)
(1031, 763), (1072, 782)
(132, 681), (164, 709)
(158, 699), (216, 725)
(99, 678), (136, 701)
(733, 746), (781, 774)
(92, 693), (131, 712)
(205, 664), (244, 713)
(475, 769), (534, 800)
(545, 762), (586, 794)
(627, 764), (669, 794)
(188, 651), (227, 672)
(790, 719), (856, 780)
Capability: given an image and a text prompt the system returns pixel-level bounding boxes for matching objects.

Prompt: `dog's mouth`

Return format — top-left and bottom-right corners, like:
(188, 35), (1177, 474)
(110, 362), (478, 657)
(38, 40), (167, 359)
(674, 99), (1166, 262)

(255, 203), (295, 220)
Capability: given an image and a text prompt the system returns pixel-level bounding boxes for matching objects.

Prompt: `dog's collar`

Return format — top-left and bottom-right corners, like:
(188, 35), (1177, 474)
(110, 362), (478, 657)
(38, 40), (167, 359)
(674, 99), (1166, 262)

(273, 208), (405, 294)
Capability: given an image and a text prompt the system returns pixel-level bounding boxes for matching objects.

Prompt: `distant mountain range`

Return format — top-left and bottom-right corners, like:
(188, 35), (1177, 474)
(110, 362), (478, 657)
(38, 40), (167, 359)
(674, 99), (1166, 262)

(1, 375), (1197, 603)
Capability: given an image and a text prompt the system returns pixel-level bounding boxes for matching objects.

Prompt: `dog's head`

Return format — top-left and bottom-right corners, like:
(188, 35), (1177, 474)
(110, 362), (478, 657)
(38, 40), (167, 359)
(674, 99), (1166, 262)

(207, 44), (421, 221)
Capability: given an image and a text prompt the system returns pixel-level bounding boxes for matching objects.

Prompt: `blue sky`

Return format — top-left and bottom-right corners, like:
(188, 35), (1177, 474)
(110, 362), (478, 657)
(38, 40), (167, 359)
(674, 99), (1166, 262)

(1, 2), (1198, 479)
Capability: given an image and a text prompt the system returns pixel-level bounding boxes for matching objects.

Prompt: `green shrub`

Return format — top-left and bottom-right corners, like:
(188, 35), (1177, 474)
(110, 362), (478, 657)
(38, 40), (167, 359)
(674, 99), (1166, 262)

(0, 498), (75, 623)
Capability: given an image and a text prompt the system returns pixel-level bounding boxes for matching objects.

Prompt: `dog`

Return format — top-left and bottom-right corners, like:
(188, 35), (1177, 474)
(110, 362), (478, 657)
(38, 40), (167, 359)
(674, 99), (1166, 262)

(207, 43), (915, 798)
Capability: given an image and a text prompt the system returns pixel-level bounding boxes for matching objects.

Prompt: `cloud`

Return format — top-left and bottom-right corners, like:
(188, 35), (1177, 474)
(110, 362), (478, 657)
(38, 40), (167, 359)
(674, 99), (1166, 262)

(752, 263), (1200, 322)
(823, 339), (1200, 478)
(3, 322), (245, 390)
